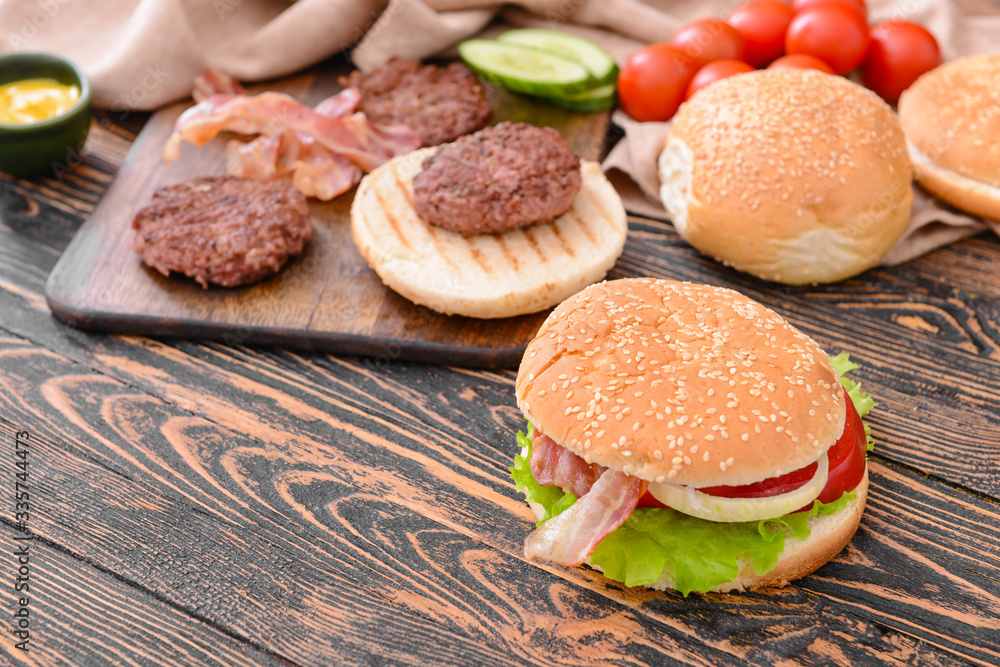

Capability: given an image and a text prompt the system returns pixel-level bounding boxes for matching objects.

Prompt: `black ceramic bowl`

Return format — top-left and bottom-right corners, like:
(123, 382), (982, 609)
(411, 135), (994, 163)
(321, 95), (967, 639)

(0, 53), (92, 177)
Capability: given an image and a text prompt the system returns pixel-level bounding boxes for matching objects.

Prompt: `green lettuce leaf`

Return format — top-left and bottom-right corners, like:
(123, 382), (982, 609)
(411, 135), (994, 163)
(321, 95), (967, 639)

(556, 481), (854, 593)
(510, 423), (576, 524)
(510, 354), (875, 596)
(830, 353), (877, 451)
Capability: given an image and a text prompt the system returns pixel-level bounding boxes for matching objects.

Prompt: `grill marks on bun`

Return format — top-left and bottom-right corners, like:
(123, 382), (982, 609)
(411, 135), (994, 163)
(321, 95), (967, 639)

(515, 279), (845, 488)
(660, 69), (912, 285)
(351, 147), (627, 319)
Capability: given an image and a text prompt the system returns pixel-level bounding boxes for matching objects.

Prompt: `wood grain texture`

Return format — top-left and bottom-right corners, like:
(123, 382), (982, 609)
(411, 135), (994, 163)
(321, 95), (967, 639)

(0, 522), (291, 667)
(0, 332), (996, 665)
(44, 68), (612, 368)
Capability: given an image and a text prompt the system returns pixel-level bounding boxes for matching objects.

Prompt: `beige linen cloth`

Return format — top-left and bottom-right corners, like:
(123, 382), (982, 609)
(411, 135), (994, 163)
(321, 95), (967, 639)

(2, 0), (998, 264)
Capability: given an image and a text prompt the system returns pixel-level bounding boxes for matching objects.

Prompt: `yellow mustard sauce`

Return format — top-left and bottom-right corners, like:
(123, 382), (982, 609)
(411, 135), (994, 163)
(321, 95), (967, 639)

(0, 78), (80, 124)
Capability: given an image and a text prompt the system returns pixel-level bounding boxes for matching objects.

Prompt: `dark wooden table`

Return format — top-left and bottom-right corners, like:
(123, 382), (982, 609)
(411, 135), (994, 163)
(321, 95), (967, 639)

(3, 20), (1000, 667)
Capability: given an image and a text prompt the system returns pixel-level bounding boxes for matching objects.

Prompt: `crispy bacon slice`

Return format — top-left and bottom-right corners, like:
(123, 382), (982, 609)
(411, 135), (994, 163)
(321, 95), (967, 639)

(163, 92), (420, 171)
(225, 135), (285, 181)
(530, 433), (605, 498)
(524, 468), (647, 567)
(314, 87), (362, 119)
(192, 69), (247, 104)
(191, 71), (358, 118)
(226, 132), (362, 201)
(284, 135), (362, 201)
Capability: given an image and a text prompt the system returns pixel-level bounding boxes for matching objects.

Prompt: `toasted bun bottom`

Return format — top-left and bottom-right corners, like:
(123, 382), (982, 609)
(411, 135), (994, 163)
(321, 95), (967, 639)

(909, 141), (1000, 222)
(526, 469), (868, 594)
(351, 148), (628, 319)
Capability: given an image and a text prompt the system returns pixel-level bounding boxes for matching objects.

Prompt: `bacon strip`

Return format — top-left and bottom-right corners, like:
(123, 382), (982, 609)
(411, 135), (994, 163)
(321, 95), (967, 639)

(313, 87), (362, 118)
(226, 132), (362, 201)
(285, 138), (362, 201)
(192, 69), (247, 104)
(525, 468), (647, 567)
(530, 433), (605, 498)
(163, 92), (420, 172)
(225, 135), (286, 181)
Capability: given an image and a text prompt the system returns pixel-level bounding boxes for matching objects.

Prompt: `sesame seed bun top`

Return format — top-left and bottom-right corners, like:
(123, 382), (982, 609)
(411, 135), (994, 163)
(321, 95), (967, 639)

(515, 278), (846, 487)
(899, 54), (1000, 189)
(660, 68), (912, 285)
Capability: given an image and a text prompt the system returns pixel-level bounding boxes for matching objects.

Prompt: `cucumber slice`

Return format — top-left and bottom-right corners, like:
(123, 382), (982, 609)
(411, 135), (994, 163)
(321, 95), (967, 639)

(458, 39), (591, 96)
(537, 83), (617, 112)
(498, 28), (619, 85)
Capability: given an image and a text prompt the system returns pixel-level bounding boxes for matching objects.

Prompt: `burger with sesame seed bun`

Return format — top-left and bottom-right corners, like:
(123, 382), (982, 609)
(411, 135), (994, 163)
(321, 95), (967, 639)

(659, 68), (913, 285)
(510, 278), (875, 595)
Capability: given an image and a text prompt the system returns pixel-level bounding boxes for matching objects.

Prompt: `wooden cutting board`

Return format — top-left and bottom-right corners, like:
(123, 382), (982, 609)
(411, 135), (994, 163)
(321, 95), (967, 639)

(46, 64), (619, 368)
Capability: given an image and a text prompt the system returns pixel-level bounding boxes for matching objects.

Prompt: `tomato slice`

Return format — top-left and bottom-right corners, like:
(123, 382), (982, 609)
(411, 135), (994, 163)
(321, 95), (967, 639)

(636, 388), (866, 511)
(815, 388), (867, 504)
(636, 492), (669, 509)
(698, 461), (819, 499)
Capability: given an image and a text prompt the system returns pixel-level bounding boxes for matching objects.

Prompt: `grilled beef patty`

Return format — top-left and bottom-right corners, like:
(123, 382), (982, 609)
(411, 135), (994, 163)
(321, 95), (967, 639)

(340, 58), (491, 147)
(412, 122), (582, 235)
(132, 176), (312, 288)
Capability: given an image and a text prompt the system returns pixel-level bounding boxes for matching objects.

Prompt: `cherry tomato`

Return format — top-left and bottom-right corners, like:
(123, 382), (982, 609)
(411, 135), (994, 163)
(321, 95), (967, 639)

(792, 0), (866, 15)
(786, 5), (870, 75)
(862, 21), (942, 102)
(727, 0), (796, 67)
(670, 18), (746, 67)
(617, 44), (698, 122)
(686, 59), (756, 99)
(698, 389), (867, 505)
(768, 53), (835, 74)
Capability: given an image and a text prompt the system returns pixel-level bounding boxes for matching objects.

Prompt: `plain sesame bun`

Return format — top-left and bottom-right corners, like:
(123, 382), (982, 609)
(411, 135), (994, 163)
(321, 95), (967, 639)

(659, 69), (913, 285)
(524, 470), (868, 593)
(351, 147), (628, 319)
(515, 278), (847, 488)
(898, 54), (1000, 221)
